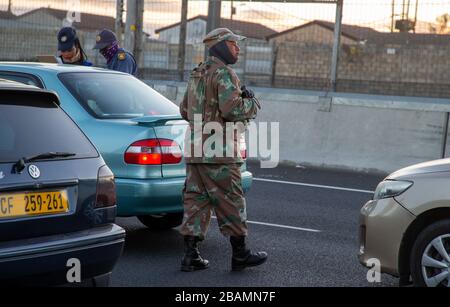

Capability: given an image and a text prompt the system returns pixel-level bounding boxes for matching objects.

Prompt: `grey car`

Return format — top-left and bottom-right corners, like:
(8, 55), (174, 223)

(0, 79), (125, 286)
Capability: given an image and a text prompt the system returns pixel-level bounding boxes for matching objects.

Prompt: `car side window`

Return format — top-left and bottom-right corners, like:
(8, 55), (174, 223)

(0, 72), (44, 88)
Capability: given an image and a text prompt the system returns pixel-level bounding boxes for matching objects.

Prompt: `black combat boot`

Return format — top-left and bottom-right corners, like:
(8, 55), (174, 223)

(181, 236), (210, 272)
(230, 236), (268, 271)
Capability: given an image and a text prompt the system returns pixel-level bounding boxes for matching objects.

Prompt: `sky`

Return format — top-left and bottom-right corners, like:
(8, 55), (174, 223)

(1, 0), (449, 34)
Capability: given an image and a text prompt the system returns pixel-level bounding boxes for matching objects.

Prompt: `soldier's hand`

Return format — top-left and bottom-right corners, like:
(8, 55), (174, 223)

(241, 86), (255, 99)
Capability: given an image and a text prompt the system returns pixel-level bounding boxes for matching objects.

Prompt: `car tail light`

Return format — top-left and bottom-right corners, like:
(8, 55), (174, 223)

(159, 139), (183, 164)
(124, 139), (182, 165)
(95, 165), (116, 208)
(239, 134), (247, 160)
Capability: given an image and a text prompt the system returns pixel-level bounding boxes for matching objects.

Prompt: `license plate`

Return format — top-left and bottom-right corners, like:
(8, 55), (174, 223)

(0, 190), (69, 219)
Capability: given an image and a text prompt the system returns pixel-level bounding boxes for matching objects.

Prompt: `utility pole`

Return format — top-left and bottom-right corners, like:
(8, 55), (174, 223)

(124, 0), (136, 53)
(115, 0), (125, 46)
(406, 0), (411, 20)
(230, 0), (234, 20)
(206, 0), (221, 33)
(178, 0), (188, 81)
(125, 0), (144, 69)
(135, 0), (144, 69)
(414, 0), (419, 33)
(402, 0), (406, 19)
(330, 0), (343, 92)
(205, 0), (221, 59)
(391, 0), (395, 32)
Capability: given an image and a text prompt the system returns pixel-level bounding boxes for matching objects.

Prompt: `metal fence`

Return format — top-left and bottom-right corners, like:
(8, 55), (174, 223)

(0, 0), (116, 66)
(0, 0), (449, 98)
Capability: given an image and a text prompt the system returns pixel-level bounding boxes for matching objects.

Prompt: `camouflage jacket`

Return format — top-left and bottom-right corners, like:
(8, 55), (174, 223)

(180, 56), (258, 164)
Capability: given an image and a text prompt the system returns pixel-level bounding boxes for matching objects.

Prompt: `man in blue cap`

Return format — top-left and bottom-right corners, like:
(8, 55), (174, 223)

(93, 29), (137, 76)
(57, 27), (92, 66)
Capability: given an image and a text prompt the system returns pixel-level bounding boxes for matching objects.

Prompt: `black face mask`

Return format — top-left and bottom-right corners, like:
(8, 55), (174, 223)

(208, 40), (237, 65)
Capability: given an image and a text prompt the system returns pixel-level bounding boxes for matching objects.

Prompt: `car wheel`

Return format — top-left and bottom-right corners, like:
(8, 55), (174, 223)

(138, 212), (184, 230)
(410, 219), (450, 287)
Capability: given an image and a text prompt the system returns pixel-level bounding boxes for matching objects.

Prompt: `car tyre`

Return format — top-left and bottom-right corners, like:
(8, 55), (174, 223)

(410, 219), (450, 287)
(138, 212), (184, 230)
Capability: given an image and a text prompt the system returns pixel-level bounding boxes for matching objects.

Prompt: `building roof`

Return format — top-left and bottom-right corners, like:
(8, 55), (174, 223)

(267, 19), (450, 45)
(0, 10), (16, 20)
(155, 15), (278, 40)
(266, 20), (380, 42)
(17, 7), (115, 31)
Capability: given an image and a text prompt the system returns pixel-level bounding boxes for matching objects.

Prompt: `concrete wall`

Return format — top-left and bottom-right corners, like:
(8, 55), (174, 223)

(0, 26), (106, 65)
(157, 19), (206, 44)
(270, 41), (450, 98)
(0, 26), (56, 60)
(146, 79), (450, 174)
(17, 11), (62, 29)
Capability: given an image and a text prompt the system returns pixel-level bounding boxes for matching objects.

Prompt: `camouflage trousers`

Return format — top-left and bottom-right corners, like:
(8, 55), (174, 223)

(179, 163), (248, 239)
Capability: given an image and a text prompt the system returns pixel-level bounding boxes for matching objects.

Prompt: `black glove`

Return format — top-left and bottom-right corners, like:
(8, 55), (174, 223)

(241, 85), (255, 99)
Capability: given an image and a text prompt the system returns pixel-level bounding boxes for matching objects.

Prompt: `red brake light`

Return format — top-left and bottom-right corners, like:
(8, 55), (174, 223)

(95, 165), (116, 208)
(124, 139), (182, 165)
(159, 139), (183, 164)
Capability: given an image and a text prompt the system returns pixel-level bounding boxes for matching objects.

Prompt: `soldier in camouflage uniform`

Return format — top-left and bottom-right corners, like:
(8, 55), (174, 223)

(179, 28), (267, 272)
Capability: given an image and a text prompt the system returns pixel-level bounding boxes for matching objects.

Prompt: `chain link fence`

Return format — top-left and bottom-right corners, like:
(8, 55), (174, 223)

(0, 0), (115, 66)
(0, 0), (449, 98)
(337, 0), (450, 98)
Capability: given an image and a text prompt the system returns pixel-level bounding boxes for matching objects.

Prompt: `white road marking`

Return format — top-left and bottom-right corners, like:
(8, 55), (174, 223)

(211, 216), (321, 233)
(253, 177), (374, 194)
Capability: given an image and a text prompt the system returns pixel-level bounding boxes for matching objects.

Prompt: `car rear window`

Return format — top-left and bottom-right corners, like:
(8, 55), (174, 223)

(58, 72), (179, 119)
(0, 92), (98, 163)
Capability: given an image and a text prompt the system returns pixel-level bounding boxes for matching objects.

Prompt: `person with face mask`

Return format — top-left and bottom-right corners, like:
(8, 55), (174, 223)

(93, 29), (137, 76)
(178, 28), (265, 272)
(57, 27), (92, 66)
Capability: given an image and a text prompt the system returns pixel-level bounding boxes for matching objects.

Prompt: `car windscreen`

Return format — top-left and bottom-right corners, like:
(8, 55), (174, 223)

(58, 72), (180, 119)
(0, 92), (98, 163)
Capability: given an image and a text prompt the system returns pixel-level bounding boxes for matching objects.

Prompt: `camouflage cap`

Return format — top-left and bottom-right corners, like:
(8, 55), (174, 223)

(203, 28), (246, 48)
